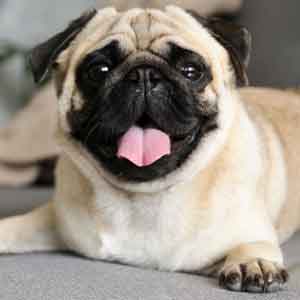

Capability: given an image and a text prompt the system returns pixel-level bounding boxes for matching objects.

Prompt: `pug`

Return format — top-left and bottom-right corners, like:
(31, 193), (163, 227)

(0, 6), (298, 294)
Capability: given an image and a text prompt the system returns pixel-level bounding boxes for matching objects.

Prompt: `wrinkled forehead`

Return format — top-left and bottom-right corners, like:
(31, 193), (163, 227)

(68, 6), (226, 66)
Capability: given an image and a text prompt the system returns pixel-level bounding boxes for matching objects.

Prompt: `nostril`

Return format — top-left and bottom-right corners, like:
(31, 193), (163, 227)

(148, 69), (163, 88)
(126, 67), (164, 89)
(127, 69), (140, 82)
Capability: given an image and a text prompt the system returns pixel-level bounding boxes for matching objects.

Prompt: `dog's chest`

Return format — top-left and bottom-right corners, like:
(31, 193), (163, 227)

(94, 187), (191, 269)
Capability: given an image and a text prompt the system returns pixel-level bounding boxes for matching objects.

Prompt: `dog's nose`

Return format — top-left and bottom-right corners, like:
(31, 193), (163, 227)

(127, 67), (163, 90)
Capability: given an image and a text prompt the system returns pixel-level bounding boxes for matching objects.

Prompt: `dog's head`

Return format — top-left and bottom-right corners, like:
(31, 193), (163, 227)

(29, 7), (251, 190)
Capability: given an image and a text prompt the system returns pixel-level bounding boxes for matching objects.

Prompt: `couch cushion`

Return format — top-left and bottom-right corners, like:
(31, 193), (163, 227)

(0, 188), (52, 218)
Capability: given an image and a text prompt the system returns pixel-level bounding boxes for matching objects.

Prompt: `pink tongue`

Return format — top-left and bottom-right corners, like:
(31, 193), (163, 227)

(117, 126), (171, 167)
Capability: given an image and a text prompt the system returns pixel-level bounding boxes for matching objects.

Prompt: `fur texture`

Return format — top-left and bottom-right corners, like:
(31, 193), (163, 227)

(0, 6), (298, 294)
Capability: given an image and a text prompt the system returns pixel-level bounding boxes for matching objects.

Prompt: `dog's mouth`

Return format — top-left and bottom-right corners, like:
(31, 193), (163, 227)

(97, 112), (203, 170)
(70, 108), (216, 182)
(117, 126), (171, 167)
(116, 113), (193, 168)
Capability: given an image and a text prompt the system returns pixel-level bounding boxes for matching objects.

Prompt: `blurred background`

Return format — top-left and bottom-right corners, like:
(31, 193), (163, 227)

(0, 0), (299, 125)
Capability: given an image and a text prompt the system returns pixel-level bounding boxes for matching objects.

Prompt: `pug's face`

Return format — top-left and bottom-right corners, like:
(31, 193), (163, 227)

(30, 7), (251, 184)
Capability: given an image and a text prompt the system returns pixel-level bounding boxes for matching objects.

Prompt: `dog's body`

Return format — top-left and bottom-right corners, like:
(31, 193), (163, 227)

(0, 6), (299, 293)
(53, 86), (300, 271)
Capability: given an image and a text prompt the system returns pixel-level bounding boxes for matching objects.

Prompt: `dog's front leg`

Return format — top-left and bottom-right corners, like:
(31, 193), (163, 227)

(219, 241), (289, 293)
(0, 202), (64, 254)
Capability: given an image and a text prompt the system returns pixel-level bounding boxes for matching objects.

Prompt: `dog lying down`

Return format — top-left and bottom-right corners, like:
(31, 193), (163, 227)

(1, 6), (299, 294)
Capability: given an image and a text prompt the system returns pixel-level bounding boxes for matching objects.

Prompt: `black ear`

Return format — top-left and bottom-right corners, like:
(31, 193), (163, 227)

(28, 9), (97, 84)
(187, 10), (251, 86)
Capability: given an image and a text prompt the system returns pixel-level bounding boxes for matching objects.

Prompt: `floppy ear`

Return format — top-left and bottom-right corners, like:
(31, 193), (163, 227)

(187, 10), (251, 86)
(28, 9), (97, 84)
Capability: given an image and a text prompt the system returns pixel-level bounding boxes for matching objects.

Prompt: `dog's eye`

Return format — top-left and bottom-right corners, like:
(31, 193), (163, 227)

(180, 64), (204, 81)
(87, 63), (111, 82)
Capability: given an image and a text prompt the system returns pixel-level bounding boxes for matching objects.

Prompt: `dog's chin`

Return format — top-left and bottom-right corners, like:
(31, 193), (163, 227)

(83, 118), (215, 182)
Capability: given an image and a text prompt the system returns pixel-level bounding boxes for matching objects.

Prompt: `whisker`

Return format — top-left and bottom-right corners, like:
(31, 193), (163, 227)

(83, 112), (100, 131)
(84, 121), (103, 146)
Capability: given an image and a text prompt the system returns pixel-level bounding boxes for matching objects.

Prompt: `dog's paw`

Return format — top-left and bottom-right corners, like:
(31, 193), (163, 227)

(219, 259), (289, 293)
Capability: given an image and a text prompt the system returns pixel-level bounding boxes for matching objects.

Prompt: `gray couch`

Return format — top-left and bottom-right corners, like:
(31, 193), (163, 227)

(0, 188), (299, 300)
